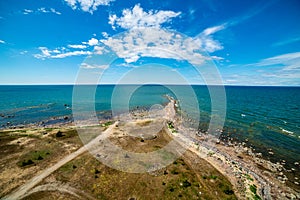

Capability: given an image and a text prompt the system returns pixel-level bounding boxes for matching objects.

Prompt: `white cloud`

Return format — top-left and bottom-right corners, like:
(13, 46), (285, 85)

(102, 32), (109, 38)
(273, 37), (300, 47)
(50, 8), (61, 15)
(23, 9), (33, 15)
(81, 63), (109, 69)
(88, 38), (98, 46)
(52, 51), (92, 58)
(94, 46), (104, 55)
(193, 24), (225, 53)
(100, 5), (225, 64)
(38, 7), (47, 13)
(108, 4), (181, 30)
(254, 52), (300, 70)
(202, 24), (226, 36)
(20, 50), (28, 55)
(34, 47), (91, 59)
(23, 8), (61, 15)
(0, 40), (5, 44)
(64, 0), (114, 13)
(225, 52), (300, 85)
(68, 44), (87, 49)
(101, 28), (207, 65)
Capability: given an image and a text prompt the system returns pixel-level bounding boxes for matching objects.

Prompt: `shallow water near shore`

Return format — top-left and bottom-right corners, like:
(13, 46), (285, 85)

(0, 85), (299, 177)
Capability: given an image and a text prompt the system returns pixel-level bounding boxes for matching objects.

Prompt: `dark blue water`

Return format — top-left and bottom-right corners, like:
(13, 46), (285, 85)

(0, 85), (299, 166)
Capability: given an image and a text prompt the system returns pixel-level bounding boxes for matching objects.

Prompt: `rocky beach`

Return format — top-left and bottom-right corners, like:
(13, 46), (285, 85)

(0, 98), (299, 199)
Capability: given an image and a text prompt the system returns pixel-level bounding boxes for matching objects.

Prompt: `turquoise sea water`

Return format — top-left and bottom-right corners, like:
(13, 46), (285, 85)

(0, 85), (299, 170)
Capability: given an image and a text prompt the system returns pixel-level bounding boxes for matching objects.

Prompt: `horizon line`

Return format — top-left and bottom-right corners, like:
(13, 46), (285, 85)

(0, 83), (299, 87)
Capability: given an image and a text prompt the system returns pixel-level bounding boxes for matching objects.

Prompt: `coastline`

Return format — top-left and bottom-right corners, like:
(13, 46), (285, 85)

(165, 98), (299, 199)
(0, 98), (299, 199)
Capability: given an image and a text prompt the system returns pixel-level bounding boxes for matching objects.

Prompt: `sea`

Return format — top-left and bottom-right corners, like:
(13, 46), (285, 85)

(0, 85), (299, 174)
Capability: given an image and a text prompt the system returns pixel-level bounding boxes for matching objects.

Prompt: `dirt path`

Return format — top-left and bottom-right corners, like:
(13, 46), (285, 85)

(2, 122), (118, 200)
(21, 182), (97, 200)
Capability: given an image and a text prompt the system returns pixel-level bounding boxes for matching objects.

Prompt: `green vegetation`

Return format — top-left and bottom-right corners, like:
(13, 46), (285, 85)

(245, 173), (254, 181)
(18, 150), (50, 167)
(250, 184), (257, 194)
(54, 129), (77, 139)
(250, 184), (262, 200)
(101, 121), (113, 127)
(167, 121), (178, 133)
(209, 175), (218, 180)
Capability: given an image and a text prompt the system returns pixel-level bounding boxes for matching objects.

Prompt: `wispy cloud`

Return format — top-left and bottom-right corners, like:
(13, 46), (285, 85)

(23, 9), (34, 15)
(0, 40), (5, 44)
(272, 36), (300, 47)
(195, 25), (224, 52)
(34, 47), (92, 59)
(81, 63), (109, 69)
(20, 50), (28, 55)
(224, 52), (300, 85)
(252, 52), (300, 71)
(108, 4), (181, 30)
(34, 37), (102, 59)
(51, 50), (92, 58)
(23, 8), (61, 15)
(67, 44), (87, 49)
(64, 0), (114, 14)
(193, 1), (276, 53)
(201, 24), (226, 36)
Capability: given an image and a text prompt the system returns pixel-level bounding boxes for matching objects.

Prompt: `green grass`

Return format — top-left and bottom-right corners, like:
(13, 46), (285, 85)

(245, 174), (254, 181)
(250, 184), (262, 200)
(250, 184), (257, 194)
(18, 149), (51, 167)
(209, 175), (218, 180)
(101, 121), (113, 127)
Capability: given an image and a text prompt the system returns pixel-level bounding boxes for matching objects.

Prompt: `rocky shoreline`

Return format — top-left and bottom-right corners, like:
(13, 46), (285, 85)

(164, 97), (300, 199)
(1, 98), (299, 199)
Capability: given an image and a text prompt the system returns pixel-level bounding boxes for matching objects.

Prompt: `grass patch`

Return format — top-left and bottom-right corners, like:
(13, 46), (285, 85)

(250, 184), (257, 194)
(101, 121), (113, 127)
(209, 175), (218, 180)
(245, 174), (254, 181)
(18, 149), (50, 167)
(250, 184), (261, 200)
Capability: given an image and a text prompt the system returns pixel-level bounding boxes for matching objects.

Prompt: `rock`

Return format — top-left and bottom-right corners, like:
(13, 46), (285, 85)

(64, 116), (69, 120)
(294, 162), (299, 165)
(268, 151), (274, 155)
(256, 153), (262, 157)
(294, 181), (299, 185)
(286, 193), (296, 199)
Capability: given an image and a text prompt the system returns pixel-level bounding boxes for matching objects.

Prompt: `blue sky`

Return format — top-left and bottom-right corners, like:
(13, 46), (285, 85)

(0, 0), (299, 85)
